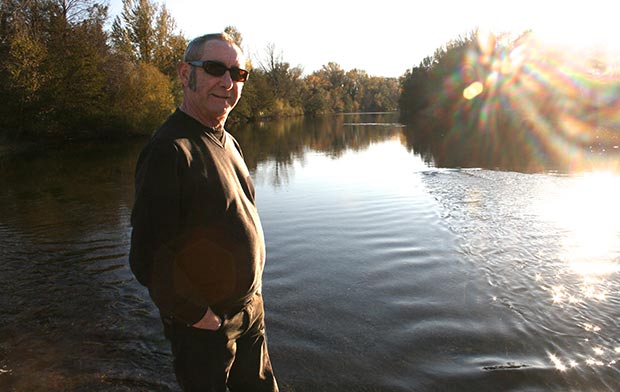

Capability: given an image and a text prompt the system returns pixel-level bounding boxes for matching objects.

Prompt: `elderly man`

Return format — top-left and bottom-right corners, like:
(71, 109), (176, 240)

(129, 33), (279, 392)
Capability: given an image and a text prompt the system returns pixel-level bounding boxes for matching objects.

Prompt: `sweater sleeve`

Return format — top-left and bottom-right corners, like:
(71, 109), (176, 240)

(129, 139), (207, 324)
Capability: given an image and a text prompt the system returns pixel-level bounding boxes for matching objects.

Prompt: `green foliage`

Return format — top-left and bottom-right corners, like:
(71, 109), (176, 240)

(0, 0), (50, 138)
(4, 28), (48, 138)
(42, 3), (111, 136)
(110, 62), (175, 135)
(301, 74), (330, 116)
(232, 68), (276, 122)
(111, 0), (186, 79)
(111, 0), (156, 63)
(151, 6), (186, 79)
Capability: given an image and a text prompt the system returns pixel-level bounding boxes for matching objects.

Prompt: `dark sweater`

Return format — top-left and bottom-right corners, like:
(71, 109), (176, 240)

(129, 109), (265, 324)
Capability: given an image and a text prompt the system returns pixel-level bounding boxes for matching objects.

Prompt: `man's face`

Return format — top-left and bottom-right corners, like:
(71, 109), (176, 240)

(185, 40), (246, 124)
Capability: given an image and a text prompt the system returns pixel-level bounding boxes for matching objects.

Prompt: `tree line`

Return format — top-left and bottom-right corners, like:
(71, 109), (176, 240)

(398, 30), (620, 172)
(0, 0), (399, 142)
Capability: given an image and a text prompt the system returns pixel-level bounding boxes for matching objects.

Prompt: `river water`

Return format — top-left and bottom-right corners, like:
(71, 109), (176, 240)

(1, 113), (619, 391)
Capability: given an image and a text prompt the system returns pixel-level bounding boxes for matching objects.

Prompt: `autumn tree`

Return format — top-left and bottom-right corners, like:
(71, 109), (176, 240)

(0, 0), (113, 138)
(259, 43), (303, 117)
(43, 2), (111, 135)
(111, 0), (156, 63)
(110, 0), (185, 78)
(314, 62), (346, 112)
(305, 62), (398, 114)
(224, 25), (243, 47)
(109, 0), (185, 132)
(301, 74), (330, 116)
(233, 68), (276, 122)
(151, 5), (186, 79)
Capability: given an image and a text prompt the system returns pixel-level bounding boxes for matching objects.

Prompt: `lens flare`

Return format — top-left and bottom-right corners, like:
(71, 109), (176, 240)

(443, 31), (620, 172)
(463, 81), (484, 100)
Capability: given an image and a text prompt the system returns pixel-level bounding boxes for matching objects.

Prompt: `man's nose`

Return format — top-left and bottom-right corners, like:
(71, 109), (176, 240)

(220, 70), (234, 88)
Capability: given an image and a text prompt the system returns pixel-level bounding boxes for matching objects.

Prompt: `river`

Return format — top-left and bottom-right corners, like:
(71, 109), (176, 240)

(1, 113), (619, 391)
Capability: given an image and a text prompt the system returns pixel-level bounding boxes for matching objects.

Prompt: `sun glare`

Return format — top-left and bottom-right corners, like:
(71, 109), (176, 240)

(477, 1), (620, 55)
(541, 172), (620, 277)
(549, 353), (567, 371)
(533, 12), (620, 56)
(454, 4), (620, 174)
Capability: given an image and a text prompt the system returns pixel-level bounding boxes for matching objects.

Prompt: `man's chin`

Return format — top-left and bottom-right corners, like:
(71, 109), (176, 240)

(207, 107), (232, 121)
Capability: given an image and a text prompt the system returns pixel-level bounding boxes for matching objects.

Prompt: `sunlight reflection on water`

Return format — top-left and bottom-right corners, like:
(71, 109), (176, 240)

(537, 172), (620, 270)
(423, 167), (620, 388)
(530, 171), (620, 377)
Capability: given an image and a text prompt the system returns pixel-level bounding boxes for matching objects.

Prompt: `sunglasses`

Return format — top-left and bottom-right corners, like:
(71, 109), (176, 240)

(187, 60), (249, 82)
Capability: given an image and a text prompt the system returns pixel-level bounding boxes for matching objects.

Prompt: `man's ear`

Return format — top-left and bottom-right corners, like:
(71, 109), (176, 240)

(178, 62), (191, 87)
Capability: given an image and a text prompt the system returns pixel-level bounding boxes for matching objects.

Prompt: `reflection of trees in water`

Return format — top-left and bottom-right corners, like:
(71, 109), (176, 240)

(238, 113), (402, 164)
(0, 140), (141, 236)
(399, 111), (559, 173)
(233, 113), (402, 186)
(402, 111), (620, 174)
(255, 160), (294, 188)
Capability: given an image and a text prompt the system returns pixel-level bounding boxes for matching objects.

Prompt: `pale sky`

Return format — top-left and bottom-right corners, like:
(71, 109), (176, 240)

(107, 0), (620, 78)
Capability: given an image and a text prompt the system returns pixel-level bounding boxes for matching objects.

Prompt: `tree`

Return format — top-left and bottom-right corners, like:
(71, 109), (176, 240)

(42, 2), (111, 135)
(0, 0), (110, 138)
(315, 62), (346, 112)
(399, 64), (432, 122)
(301, 74), (330, 116)
(152, 4), (186, 79)
(343, 69), (368, 112)
(112, 0), (156, 63)
(3, 26), (48, 138)
(361, 77), (399, 112)
(110, 0), (184, 76)
(224, 25), (243, 47)
(232, 68), (275, 121)
(107, 0), (183, 133)
(259, 43), (303, 117)
(110, 62), (174, 134)
(55, 0), (99, 24)
(0, 0), (48, 137)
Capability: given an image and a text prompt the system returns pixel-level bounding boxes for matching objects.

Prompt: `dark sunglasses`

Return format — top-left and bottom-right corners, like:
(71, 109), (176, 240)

(187, 60), (249, 82)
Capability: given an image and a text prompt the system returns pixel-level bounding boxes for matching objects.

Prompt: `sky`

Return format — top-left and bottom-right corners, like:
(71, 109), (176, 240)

(107, 0), (620, 78)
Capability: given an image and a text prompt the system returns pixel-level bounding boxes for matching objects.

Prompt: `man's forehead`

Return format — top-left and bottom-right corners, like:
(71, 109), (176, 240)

(202, 40), (244, 63)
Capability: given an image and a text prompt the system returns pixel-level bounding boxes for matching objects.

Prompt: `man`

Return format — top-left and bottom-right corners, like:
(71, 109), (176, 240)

(129, 33), (279, 392)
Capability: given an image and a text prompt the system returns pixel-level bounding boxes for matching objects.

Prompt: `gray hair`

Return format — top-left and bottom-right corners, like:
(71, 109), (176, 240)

(183, 33), (242, 62)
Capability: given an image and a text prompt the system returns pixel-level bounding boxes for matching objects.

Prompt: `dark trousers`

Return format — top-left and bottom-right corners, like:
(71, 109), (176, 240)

(162, 293), (278, 392)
